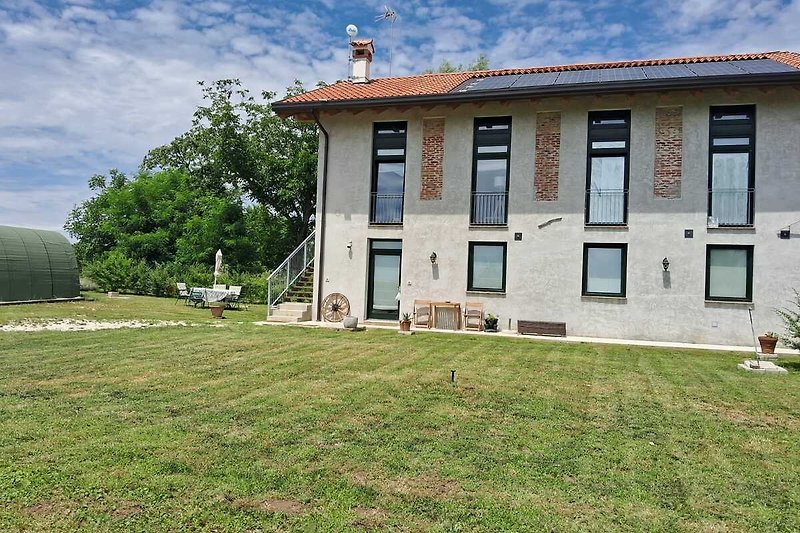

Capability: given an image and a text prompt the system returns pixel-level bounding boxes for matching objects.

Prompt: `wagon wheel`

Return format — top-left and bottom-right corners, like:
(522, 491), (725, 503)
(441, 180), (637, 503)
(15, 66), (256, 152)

(321, 293), (350, 322)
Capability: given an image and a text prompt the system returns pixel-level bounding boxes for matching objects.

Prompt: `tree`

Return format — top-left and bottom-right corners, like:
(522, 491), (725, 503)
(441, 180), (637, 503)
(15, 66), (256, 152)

(143, 80), (318, 250)
(424, 54), (490, 73)
(65, 169), (256, 270)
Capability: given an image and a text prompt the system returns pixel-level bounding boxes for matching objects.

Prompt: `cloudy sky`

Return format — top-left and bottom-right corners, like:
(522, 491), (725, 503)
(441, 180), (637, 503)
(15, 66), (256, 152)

(1, 0), (798, 233)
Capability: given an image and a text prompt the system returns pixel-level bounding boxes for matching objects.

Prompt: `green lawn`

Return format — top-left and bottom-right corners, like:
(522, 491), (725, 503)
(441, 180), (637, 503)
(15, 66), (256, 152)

(1, 294), (799, 531)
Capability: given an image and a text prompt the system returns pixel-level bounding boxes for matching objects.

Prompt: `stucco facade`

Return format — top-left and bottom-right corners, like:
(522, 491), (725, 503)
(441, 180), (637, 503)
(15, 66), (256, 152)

(311, 87), (800, 345)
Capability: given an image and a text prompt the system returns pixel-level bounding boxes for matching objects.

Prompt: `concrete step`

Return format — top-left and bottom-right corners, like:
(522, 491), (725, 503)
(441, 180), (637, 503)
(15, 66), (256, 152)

(279, 302), (312, 311)
(271, 309), (310, 318)
(266, 315), (303, 323)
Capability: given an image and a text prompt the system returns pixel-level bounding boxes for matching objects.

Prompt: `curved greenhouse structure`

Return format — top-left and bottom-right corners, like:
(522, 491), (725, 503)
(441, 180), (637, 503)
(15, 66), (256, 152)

(0, 225), (80, 303)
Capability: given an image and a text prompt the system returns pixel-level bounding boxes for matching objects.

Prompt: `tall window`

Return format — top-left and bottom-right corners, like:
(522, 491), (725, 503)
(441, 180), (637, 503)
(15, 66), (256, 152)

(706, 245), (753, 302)
(582, 243), (627, 297)
(467, 242), (506, 292)
(586, 111), (630, 225)
(708, 106), (755, 227)
(471, 117), (511, 225)
(370, 122), (407, 224)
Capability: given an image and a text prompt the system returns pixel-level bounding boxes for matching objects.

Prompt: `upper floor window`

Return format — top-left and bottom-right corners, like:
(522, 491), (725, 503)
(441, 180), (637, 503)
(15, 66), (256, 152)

(370, 122), (406, 224)
(585, 110), (630, 225)
(471, 117), (511, 225)
(708, 105), (755, 227)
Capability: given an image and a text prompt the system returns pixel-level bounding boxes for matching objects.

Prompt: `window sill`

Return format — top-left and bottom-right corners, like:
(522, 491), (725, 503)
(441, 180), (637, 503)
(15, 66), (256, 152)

(581, 295), (627, 303)
(469, 224), (508, 230)
(368, 224), (403, 229)
(585, 224), (628, 231)
(466, 290), (506, 296)
(705, 299), (753, 307)
(707, 226), (755, 233)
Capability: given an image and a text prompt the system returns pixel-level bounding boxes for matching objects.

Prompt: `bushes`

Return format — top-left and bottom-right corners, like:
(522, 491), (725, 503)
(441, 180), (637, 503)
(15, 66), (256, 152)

(777, 289), (800, 350)
(81, 256), (270, 303)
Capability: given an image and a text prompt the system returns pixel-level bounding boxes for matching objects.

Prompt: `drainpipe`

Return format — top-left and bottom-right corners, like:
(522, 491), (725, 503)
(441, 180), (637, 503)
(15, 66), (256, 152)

(312, 109), (329, 322)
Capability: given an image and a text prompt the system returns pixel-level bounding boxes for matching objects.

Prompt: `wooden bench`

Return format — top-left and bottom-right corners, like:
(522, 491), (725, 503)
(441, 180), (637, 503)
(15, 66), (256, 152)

(517, 320), (567, 337)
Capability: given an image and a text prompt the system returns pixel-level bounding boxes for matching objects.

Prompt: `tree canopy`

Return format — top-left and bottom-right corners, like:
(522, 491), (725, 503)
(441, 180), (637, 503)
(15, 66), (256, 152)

(424, 54), (490, 74)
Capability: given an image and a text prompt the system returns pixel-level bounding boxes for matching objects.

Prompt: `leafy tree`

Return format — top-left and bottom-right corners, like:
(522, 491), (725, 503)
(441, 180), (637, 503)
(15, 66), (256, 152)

(777, 289), (800, 349)
(424, 54), (490, 73)
(143, 80), (318, 250)
(65, 169), (256, 270)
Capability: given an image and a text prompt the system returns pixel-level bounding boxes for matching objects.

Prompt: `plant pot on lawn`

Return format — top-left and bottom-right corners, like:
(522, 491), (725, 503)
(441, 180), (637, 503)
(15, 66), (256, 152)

(758, 333), (779, 354)
(400, 312), (412, 332)
(210, 303), (225, 319)
(484, 314), (499, 333)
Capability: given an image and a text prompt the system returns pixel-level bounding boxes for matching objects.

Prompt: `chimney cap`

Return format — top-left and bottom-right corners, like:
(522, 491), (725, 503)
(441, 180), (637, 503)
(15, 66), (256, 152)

(351, 39), (375, 52)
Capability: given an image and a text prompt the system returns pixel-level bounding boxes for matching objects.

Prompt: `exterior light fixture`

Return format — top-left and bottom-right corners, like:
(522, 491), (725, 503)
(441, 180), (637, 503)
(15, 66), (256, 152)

(662, 257), (670, 272)
(346, 240), (352, 250)
(430, 252), (437, 265)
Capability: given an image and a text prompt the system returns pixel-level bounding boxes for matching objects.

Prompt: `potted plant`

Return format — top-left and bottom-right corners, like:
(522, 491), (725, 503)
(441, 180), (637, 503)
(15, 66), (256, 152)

(758, 331), (779, 354)
(400, 312), (412, 332)
(210, 302), (225, 319)
(484, 313), (499, 333)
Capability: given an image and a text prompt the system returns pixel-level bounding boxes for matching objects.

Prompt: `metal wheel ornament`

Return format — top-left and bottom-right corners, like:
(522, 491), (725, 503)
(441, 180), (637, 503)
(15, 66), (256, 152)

(321, 293), (350, 322)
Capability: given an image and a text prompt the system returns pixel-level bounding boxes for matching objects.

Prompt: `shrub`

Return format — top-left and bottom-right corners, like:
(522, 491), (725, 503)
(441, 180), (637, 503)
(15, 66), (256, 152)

(777, 289), (800, 349)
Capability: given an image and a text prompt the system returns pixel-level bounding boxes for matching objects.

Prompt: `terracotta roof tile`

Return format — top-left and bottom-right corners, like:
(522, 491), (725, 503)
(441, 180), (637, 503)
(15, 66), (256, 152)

(278, 50), (800, 106)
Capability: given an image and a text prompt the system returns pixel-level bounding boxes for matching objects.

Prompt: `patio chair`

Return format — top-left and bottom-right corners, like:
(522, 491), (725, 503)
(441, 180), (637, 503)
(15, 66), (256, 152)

(227, 285), (246, 310)
(175, 282), (190, 305)
(188, 288), (206, 307)
(463, 301), (484, 331)
(412, 299), (432, 329)
(213, 284), (227, 291)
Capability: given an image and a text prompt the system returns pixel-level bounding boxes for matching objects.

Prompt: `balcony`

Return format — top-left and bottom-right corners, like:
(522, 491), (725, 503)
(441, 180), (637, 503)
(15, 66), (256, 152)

(708, 188), (754, 227)
(370, 193), (404, 225)
(471, 191), (508, 225)
(586, 189), (627, 225)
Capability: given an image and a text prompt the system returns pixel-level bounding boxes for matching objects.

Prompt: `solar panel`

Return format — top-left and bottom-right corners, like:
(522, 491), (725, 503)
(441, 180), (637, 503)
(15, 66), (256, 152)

(641, 64), (696, 79)
(598, 67), (647, 82)
(686, 62), (745, 76)
(465, 75), (520, 91)
(554, 69), (602, 84)
(511, 72), (560, 87)
(731, 59), (799, 74)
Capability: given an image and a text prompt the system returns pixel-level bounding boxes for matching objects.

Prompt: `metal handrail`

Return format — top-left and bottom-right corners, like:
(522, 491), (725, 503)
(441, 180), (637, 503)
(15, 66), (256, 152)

(471, 191), (508, 225)
(266, 230), (315, 315)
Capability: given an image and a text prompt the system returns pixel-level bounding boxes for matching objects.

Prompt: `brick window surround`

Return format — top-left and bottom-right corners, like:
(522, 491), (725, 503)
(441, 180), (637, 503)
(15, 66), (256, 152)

(535, 112), (561, 201)
(421, 117), (445, 200)
(654, 106), (683, 199)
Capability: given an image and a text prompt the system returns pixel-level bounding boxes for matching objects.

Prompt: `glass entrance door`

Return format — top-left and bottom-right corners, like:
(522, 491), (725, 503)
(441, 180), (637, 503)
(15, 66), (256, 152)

(367, 240), (402, 320)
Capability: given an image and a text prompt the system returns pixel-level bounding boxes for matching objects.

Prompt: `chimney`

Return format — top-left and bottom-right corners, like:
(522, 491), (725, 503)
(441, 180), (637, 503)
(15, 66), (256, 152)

(351, 39), (374, 83)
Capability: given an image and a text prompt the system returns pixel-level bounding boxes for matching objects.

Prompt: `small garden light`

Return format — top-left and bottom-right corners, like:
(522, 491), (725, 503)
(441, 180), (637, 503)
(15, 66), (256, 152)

(662, 257), (670, 272)
(430, 251), (437, 265)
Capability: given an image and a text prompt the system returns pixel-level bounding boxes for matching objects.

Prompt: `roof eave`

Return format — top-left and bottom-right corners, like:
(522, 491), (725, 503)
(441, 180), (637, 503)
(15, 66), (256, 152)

(272, 72), (800, 119)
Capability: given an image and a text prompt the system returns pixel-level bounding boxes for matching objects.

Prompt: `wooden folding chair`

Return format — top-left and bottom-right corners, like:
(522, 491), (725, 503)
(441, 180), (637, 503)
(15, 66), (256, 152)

(463, 301), (484, 331)
(412, 299), (432, 329)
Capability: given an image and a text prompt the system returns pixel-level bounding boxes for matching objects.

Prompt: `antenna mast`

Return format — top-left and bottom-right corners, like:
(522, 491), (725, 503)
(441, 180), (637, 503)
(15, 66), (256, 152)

(345, 24), (358, 80)
(375, 5), (397, 75)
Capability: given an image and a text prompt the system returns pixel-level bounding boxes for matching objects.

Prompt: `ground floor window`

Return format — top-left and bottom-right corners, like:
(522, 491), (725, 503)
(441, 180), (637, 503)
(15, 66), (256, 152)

(705, 245), (753, 302)
(582, 243), (627, 297)
(468, 242), (506, 292)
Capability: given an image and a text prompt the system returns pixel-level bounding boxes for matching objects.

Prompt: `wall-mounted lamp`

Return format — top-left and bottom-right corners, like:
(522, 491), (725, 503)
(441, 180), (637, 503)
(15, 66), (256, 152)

(346, 240), (353, 250)
(430, 251), (437, 265)
(662, 257), (670, 272)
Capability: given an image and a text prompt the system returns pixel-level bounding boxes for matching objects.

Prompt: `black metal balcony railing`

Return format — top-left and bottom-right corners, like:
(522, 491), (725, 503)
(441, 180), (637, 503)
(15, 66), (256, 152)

(471, 191), (508, 225)
(370, 193), (404, 224)
(709, 188), (754, 226)
(586, 189), (627, 225)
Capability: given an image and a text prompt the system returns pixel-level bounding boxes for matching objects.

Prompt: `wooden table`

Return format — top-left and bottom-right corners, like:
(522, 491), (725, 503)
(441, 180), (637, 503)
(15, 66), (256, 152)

(431, 301), (461, 330)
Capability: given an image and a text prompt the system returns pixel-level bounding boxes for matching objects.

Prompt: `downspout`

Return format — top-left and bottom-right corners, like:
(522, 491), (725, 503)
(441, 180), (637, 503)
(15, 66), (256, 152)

(312, 109), (329, 321)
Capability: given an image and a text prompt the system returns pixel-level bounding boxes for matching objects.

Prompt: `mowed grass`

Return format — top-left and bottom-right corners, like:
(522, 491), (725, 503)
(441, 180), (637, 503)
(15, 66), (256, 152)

(1, 295), (799, 531)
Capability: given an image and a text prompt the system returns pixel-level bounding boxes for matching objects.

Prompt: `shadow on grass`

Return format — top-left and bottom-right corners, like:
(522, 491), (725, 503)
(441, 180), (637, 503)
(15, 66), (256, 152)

(776, 359), (800, 372)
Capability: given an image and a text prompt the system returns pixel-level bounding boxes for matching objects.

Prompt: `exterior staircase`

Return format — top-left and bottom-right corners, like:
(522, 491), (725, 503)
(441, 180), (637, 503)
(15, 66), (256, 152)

(265, 231), (315, 323)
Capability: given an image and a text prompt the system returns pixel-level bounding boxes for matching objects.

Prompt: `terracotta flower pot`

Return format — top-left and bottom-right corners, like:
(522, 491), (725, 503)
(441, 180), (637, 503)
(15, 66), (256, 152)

(758, 335), (778, 354)
(399, 320), (411, 332)
(210, 304), (225, 319)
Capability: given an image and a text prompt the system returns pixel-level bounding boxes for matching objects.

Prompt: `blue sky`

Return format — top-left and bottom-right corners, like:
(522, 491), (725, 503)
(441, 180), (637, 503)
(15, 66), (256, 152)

(1, 0), (798, 232)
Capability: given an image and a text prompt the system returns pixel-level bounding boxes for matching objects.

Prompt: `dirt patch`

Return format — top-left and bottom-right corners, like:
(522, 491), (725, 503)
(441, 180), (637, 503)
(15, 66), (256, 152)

(353, 507), (388, 529)
(25, 501), (57, 516)
(694, 402), (793, 429)
(0, 319), (187, 332)
(350, 471), (461, 499)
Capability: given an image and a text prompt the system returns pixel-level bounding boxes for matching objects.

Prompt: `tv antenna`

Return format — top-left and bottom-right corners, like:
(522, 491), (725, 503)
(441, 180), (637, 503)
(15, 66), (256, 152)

(346, 24), (358, 80)
(375, 5), (397, 75)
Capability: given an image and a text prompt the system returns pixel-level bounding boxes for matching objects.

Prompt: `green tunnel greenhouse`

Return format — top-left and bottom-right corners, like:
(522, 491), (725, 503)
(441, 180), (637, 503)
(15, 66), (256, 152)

(0, 225), (80, 303)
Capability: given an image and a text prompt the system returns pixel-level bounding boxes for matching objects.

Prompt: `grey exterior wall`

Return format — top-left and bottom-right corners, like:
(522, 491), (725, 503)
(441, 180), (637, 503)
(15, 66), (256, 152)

(312, 87), (800, 345)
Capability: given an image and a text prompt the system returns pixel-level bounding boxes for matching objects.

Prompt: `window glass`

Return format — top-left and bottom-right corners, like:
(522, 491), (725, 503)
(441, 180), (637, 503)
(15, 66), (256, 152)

(376, 162), (405, 194)
(475, 159), (508, 192)
(712, 137), (750, 146)
(377, 148), (405, 156)
(592, 140), (626, 149)
(708, 248), (749, 299)
(477, 145), (509, 154)
(585, 246), (624, 295)
(470, 244), (505, 291)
